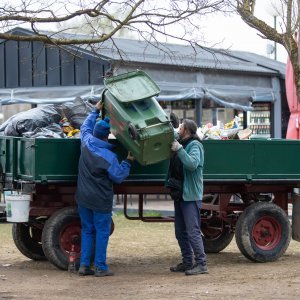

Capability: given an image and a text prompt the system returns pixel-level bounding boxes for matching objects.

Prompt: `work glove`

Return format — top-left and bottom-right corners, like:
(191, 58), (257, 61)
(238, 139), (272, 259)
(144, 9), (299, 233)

(171, 140), (182, 152)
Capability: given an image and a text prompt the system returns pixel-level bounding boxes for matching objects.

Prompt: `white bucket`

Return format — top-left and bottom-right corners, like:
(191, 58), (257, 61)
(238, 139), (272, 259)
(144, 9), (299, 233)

(5, 193), (31, 222)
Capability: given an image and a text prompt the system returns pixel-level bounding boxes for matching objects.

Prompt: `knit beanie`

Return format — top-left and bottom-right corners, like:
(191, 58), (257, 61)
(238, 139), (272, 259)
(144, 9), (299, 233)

(93, 117), (111, 139)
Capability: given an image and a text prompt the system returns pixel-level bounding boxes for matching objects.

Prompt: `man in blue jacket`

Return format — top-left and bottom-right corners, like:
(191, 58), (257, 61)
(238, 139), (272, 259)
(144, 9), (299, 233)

(166, 119), (207, 276)
(75, 101), (134, 277)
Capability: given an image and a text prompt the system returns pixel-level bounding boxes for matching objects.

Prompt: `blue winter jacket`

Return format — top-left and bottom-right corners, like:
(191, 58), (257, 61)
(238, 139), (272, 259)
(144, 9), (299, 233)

(75, 110), (131, 213)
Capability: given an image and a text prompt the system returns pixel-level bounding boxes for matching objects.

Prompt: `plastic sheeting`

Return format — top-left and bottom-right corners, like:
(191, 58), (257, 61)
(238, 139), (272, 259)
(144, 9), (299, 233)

(0, 85), (104, 105)
(157, 87), (275, 111)
(0, 84), (275, 112)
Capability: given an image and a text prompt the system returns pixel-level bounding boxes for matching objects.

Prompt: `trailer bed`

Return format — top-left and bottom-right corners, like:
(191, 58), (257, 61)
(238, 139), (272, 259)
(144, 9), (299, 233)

(1, 137), (300, 183)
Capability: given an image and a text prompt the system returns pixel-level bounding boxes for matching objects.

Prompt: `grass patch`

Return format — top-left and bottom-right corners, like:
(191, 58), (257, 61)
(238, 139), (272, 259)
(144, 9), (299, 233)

(114, 209), (164, 217)
(0, 224), (12, 242)
(109, 214), (177, 261)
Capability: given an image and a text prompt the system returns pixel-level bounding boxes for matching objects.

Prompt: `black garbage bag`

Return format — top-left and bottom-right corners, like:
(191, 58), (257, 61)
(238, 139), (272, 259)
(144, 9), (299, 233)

(0, 105), (62, 136)
(59, 97), (94, 129)
(22, 123), (65, 138)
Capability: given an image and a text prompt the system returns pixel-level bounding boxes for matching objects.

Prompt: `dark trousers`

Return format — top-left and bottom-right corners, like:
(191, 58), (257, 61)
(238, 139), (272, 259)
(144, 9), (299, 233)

(174, 200), (207, 267)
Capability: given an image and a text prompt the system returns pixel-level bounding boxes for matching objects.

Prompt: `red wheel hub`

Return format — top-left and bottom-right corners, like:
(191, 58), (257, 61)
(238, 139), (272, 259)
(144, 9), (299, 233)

(252, 216), (281, 250)
(59, 221), (81, 253)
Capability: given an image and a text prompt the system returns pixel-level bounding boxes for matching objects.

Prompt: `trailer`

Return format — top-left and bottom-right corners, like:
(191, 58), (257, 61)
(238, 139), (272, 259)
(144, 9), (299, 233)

(1, 137), (300, 270)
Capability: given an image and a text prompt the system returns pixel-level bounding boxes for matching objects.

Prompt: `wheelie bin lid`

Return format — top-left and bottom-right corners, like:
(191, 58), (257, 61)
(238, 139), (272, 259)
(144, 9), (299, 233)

(104, 70), (160, 102)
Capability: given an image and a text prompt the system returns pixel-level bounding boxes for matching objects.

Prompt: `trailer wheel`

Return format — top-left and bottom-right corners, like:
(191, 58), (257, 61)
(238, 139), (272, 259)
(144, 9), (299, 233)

(202, 219), (234, 253)
(42, 207), (115, 270)
(12, 221), (46, 261)
(42, 207), (82, 270)
(235, 202), (291, 262)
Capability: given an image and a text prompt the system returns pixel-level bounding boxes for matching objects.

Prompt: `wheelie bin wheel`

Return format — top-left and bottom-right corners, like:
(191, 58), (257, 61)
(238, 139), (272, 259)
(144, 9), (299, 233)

(235, 202), (291, 262)
(128, 122), (138, 140)
(170, 112), (179, 129)
(42, 206), (115, 270)
(12, 220), (46, 261)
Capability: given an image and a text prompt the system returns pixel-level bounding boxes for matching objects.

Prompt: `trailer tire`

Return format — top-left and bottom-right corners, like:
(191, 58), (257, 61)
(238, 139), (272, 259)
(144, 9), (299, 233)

(42, 207), (82, 270)
(235, 202), (291, 262)
(202, 224), (234, 253)
(12, 222), (46, 261)
(42, 206), (115, 270)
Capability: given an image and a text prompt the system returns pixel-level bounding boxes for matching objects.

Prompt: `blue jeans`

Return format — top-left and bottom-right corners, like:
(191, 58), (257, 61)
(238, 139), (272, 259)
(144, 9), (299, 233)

(174, 200), (207, 267)
(78, 204), (112, 271)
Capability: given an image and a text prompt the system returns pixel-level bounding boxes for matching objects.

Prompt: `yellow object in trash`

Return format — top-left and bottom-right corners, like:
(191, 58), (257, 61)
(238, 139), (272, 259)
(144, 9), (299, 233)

(62, 126), (74, 134)
(67, 129), (80, 137)
(224, 120), (235, 129)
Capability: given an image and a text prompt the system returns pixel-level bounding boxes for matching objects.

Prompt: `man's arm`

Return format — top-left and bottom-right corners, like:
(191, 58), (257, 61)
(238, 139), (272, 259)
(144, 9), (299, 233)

(177, 143), (203, 171)
(80, 101), (103, 140)
(107, 157), (132, 184)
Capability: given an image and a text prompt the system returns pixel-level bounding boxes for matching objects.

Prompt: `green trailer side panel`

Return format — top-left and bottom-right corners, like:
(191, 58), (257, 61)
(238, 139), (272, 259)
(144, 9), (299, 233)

(15, 138), (169, 182)
(203, 140), (255, 180)
(17, 138), (81, 182)
(255, 140), (300, 179)
(3, 137), (300, 183)
(203, 139), (300, 180)
(0, 137), (17, 177)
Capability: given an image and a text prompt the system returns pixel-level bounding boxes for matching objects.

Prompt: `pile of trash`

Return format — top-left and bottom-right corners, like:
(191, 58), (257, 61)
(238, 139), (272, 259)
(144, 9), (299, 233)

(197, 117), (252, 140)
(0, 97), (94, 138)
(0, 102), (252, 141)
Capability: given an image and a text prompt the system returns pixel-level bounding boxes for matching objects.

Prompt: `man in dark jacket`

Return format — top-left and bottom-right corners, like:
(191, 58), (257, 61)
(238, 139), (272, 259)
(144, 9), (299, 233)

(75, 101), (134, 277)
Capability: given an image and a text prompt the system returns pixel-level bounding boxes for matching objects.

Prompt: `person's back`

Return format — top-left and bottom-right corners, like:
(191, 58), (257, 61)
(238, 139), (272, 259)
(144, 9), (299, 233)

(76, 123), (130, 213)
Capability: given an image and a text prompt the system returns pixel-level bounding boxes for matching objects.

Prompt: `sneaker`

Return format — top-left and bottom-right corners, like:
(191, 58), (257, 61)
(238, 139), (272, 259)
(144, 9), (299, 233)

(170, 263), (192, 273)
(78, 266), (95, 276)
(95, 268), (114, 277)
(185, 264), (208, 276)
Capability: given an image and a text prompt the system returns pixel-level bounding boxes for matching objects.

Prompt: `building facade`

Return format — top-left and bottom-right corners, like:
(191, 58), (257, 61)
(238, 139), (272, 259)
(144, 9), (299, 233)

(0, 27), (287, 137)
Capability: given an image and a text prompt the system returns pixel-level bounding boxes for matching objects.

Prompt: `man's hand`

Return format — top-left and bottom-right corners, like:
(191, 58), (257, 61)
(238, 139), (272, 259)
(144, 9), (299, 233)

(171, 140), (182, 152)
(127, 151), (135, 161)
(95, 100), (103, 111)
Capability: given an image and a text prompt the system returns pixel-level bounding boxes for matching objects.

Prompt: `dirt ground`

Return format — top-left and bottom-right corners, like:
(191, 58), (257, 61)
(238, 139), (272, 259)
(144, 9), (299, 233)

(1, 215), (300, 300)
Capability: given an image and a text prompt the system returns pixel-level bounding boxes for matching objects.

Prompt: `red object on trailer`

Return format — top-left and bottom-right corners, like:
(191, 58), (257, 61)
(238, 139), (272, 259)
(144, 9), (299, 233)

(285, 35), (300, 139)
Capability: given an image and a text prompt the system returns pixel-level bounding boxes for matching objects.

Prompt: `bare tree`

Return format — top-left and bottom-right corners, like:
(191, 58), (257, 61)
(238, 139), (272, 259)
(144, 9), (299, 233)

(228, 1), (300, 100)
(0, 0), (225, 47)
(55, 3), (137, 39)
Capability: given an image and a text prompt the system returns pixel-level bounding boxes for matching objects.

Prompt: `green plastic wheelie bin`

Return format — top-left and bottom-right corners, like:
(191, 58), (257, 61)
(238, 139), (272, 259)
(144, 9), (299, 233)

(102, 70), (178, 166)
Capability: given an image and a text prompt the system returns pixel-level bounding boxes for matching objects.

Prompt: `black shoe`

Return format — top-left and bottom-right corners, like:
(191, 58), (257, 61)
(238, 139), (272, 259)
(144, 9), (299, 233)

(95, 268), (114, 277)
(185, 264), (208, 276)
(170, 263), (192, 272)
(78, 266), (95, 276)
